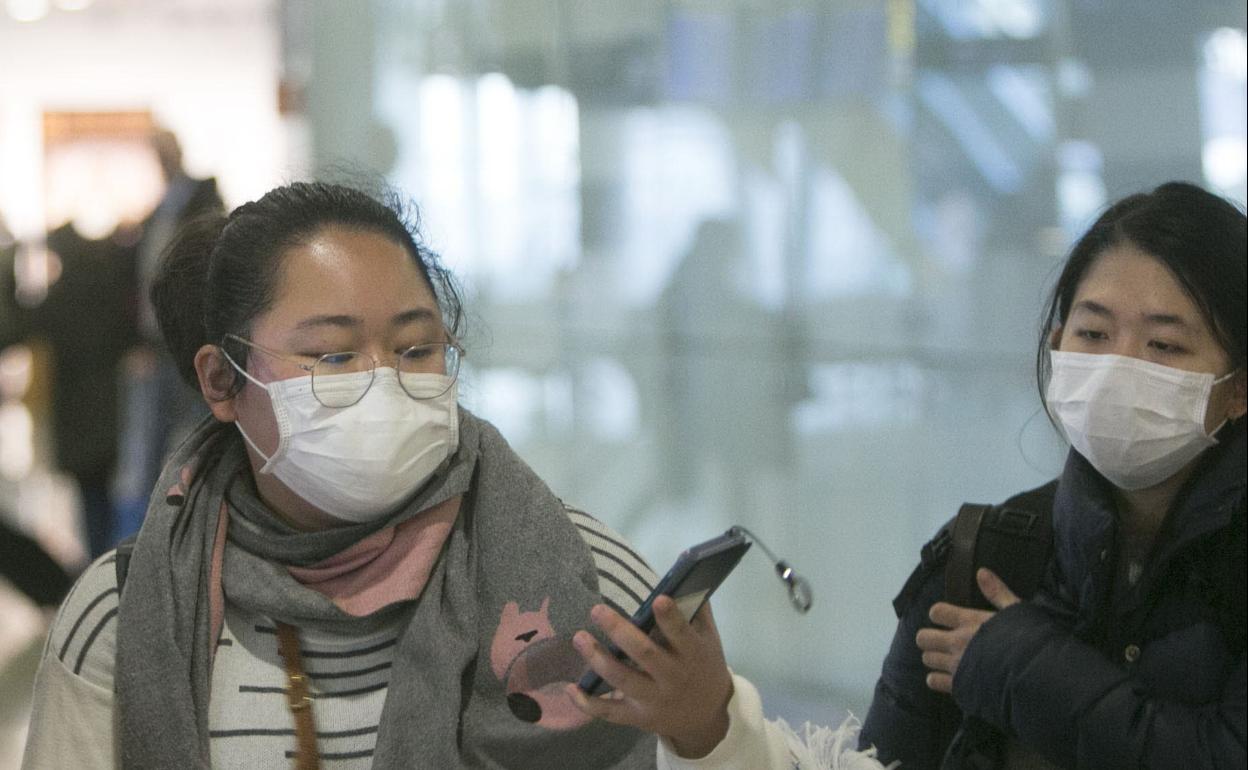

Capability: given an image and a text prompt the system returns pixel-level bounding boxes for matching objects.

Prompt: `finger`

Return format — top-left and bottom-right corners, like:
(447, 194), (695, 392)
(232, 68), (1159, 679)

(921, 650), (955, 673)
(589, 603), (644, 640)
(977, 568), (1020, 610)
(930, 602), (995, 631)
(928, 602), (968, 628)
(590, 605), (676, 681)
(690, 601), (726, 654)
(589, 605), (661, 662)
(925, 671), (953, 694)
(564, 683), (646, 729)
(915, 627), (952, 654)
(572, 630), (654, 699)
(690, 599), (718, 633)
(651, 596), (697, 655)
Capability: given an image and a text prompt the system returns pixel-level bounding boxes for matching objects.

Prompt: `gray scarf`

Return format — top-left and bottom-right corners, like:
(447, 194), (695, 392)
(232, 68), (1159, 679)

(115, 409), (656, 768)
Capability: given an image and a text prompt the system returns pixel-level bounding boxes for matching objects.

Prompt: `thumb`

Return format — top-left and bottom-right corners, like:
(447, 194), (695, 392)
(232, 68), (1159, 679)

(977, 568), (1020, 610)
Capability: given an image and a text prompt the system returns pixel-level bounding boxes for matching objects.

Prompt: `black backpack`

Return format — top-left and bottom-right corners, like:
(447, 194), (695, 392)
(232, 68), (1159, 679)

(942, 482), (1058, 609)
(895, 481), (1058, 617)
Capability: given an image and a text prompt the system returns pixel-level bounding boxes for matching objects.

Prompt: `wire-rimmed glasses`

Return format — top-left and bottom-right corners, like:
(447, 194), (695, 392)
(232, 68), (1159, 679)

(222, 333), (461, 408)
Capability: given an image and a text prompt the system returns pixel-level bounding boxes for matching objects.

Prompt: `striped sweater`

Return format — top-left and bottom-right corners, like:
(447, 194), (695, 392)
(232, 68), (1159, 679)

(32, 506), (656, 769)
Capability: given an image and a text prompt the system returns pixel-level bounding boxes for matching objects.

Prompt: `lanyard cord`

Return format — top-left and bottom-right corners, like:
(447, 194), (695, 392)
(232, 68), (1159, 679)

(728, 525), (813, 613)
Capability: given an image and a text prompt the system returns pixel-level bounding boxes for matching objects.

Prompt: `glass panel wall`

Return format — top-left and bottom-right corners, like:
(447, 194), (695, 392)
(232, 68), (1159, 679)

(289, 0), (1247, 719)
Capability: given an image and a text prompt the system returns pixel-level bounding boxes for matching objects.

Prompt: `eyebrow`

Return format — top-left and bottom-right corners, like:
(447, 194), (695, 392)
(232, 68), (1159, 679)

(293, 308), (437, 331)
(1072, 300), (1193, 329)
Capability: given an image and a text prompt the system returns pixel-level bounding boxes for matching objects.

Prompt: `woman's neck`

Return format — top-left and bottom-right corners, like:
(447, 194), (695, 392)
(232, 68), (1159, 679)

(1111, 462), (1197, 544)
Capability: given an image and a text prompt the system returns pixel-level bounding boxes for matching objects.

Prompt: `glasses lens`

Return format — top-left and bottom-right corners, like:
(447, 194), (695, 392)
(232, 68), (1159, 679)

(397, 343), (460, 399)
(312, 352), (374, 407)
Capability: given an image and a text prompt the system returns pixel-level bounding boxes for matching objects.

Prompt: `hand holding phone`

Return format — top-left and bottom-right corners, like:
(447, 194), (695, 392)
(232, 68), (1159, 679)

(567, 592), (737, 758)
(567, 526), (810, 758)
(576, 530), (750, 695)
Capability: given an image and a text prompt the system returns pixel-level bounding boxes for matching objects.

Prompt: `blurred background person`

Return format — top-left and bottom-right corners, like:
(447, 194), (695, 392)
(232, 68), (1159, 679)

(112, 127), (223, 540)
(0, 215), (74, 609)
(16, 221), (138, 559)
(0, 215), (17, 351)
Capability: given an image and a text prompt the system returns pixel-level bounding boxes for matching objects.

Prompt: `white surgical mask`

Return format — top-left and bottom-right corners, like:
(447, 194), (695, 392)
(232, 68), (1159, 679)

(228, 364), (459, 522)
(1046, 350), (1234, 490)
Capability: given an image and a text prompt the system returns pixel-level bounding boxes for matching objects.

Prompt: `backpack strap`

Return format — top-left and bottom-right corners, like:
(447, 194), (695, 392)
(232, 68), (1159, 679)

(944, 480), (1059, 610)
(115, 534), (138, 594)
(945, 503), (993, 608)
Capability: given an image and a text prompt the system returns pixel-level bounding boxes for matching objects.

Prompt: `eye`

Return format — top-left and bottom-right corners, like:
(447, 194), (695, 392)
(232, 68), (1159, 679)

(1148, 339), (1186, 354)
(316, 352), (358, 366)
(1073, 328), (1108, 342)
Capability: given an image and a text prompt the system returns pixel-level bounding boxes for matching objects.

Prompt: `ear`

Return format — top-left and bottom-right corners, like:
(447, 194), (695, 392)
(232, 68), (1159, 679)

(193, 343), (239, 423)
(500, 601), (520, 621)
(1228, 369), (1248, 422)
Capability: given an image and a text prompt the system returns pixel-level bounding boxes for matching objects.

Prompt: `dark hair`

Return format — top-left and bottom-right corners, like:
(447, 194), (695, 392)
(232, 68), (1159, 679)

(151, 181), (463, 395)
(1036, 181), (1247, 404)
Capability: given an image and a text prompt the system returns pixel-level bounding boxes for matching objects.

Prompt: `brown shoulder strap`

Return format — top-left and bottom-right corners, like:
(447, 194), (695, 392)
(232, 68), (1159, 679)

(275, 622), (321, 770)
(944, 502), (991, 608)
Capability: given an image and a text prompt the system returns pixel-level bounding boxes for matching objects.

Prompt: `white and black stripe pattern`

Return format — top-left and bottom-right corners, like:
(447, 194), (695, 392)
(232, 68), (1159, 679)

(43, 506), (655, 768)
(207, 604), (403, 768)
(46, 551), (119, 687)
(563, 505), (658, 618)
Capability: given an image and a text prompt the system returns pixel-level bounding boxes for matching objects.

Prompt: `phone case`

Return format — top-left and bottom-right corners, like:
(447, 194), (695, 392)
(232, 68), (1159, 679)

(576, 530), (750, 695)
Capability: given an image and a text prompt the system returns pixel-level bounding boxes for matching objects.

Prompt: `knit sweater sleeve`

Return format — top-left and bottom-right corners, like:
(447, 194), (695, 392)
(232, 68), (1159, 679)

(656, 674), (891, 770)
(562, 505), (658, 616)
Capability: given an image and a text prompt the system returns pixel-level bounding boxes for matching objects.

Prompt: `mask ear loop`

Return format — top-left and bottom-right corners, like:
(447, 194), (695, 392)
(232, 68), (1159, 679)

(728, 526), (813, 614)
(1204, 369), (1241, 438)
(218, 345), (285, 472)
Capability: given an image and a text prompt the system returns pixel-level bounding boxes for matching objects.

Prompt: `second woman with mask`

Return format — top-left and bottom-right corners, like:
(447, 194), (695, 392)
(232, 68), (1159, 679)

(862, 181), (1247, 769)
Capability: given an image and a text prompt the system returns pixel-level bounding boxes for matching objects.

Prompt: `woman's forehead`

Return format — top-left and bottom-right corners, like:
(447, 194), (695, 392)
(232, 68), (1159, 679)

(1074, 244), (1199, 316)
(262, 227), (438, 334)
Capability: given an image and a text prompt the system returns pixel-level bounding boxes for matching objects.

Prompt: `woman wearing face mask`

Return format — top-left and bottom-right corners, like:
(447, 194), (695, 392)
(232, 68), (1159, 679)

(22, 182), (680, 769)
(861, 181), (1246, 769)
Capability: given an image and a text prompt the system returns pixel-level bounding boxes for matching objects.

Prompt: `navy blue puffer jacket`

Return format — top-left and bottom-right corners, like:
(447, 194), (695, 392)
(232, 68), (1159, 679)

(862, 423), (1246, 769)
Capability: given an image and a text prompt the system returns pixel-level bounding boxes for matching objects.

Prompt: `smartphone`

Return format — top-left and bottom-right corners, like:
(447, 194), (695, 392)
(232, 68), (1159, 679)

(577, 529), (751, 695)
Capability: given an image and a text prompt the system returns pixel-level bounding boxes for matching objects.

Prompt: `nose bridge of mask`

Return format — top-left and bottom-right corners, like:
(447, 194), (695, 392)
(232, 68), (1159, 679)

(1053, 352), (1215, 415)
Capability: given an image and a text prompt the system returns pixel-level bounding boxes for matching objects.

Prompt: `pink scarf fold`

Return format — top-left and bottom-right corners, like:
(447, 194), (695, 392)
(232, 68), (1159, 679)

(286, 495), (461, 616)
(206, 494), (461, 653)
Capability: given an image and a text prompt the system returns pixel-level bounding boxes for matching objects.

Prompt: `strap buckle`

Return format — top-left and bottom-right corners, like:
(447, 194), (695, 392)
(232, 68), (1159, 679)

(285, 673), (312, 711)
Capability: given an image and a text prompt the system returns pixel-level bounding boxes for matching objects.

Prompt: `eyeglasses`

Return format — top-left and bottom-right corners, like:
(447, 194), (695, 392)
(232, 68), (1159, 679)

(221, 333), (462, 408)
